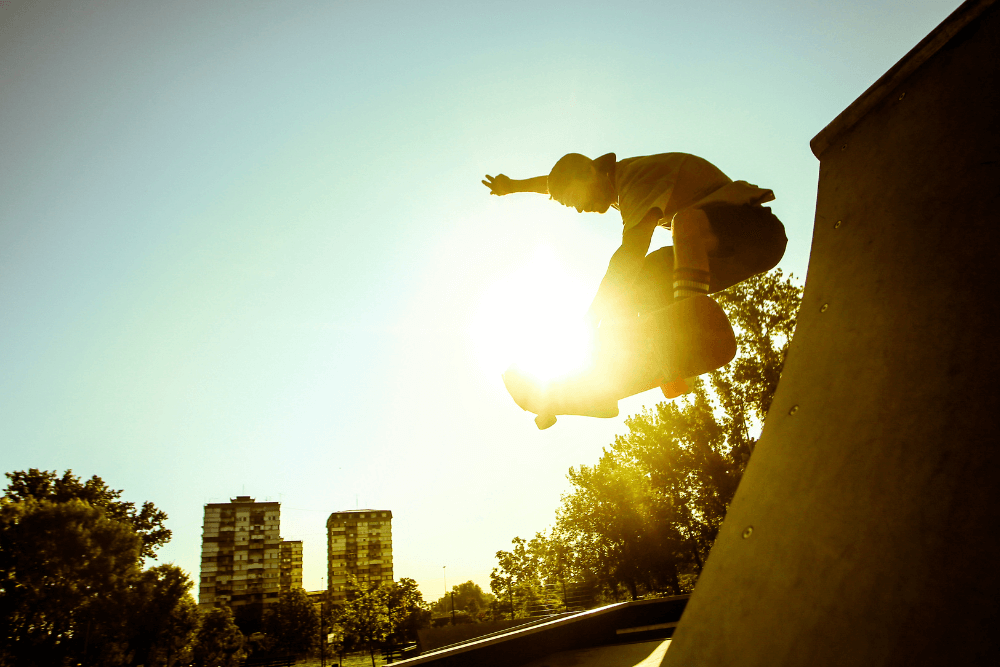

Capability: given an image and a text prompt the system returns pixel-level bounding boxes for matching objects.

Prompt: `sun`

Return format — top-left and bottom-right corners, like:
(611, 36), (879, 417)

(470, 244), (596, 384)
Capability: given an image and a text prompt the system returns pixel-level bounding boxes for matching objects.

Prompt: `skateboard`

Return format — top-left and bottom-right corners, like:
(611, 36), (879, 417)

(503, 295), (737, 429)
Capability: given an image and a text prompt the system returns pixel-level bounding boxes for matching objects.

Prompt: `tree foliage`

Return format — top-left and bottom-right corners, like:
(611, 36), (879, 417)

(430, 580), (495, 621)
(120, 565), (202, 666)
(191, 606), (246, 667)
(4, 468), (171, 560)
(497, 270), (803, 603)
(335, 578), (429, 666)
(384, 578), (431, 644)
(490, 534), (568, 618)
(0, 497), (143, 666)
(337, 580), (390, 667)
(0, 469), (237, 667)
(261, 588), (319, 658)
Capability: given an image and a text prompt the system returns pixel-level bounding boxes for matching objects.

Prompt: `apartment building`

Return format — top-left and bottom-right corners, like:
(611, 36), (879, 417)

(326, 509), (393, 602)
(280, 539), (303, 591)
(199, 496), (297, 610)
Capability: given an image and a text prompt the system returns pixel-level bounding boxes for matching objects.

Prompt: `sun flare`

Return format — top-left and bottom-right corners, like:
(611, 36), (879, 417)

(470, 245), (596, 384)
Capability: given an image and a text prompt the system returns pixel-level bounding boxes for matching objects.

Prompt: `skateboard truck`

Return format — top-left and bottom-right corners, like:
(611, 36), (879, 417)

(535, 414), (558, 430)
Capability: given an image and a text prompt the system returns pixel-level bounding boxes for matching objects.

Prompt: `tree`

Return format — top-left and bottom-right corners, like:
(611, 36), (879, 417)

(527, 531), (602, 610)
(430, 581), (495, 621)
(152, 595), (200, 667)
(261, 588), (319, 658)
(0, 497), (142, 666)
(491, 538), (526, 619)
(316, 590), (341, 666)
(333, 578), (429, 666)
(337, 580), (391, 667)
(232, 602), (265, 638)
(384, 578), (431, 646)
(191, 606), (246, 667)
(124, 565), (201, 667)
(3, 469), (170, 560)
(0, 469), (196, 667)
(490, 537), (556, 618)
(711, 267), (803, 434)
(556, 458), (682, 600)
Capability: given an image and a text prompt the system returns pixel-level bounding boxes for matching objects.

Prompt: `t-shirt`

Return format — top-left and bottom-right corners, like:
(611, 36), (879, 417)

(614, 153), (775, 232)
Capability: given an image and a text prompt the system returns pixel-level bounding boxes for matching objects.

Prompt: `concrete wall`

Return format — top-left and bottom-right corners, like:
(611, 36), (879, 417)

(662, 1), (1000, 664)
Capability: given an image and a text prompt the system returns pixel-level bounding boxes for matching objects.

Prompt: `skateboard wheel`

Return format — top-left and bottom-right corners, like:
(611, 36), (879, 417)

(535, 414), (557, 430)
(660, 377), (691, 399)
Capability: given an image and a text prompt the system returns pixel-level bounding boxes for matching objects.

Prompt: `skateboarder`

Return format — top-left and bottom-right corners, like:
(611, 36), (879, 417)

(484, 152), (786, 414)
(483, 152), (786, 326)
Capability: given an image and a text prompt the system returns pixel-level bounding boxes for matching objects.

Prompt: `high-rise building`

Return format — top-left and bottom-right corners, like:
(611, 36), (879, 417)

(326, 509), (393, 602)
(280, 540), (303, 591)
(199, 496), (299, 610)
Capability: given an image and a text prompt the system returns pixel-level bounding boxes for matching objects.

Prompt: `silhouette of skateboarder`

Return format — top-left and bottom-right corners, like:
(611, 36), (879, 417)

(484, 152), (786, 427)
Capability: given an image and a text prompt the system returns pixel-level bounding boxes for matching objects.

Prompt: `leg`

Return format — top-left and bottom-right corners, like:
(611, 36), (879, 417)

(671, 208), (719, 299)
(672, 208), (719, 274)
(632, 204), (787, 309)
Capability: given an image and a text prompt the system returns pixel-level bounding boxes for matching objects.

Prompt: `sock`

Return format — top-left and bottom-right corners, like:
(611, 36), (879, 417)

(673, 268), (710, 300)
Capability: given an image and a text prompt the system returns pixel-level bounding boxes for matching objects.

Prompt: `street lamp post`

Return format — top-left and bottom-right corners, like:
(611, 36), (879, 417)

(320, 577), (326, 667)
(443, 565), (455, 625)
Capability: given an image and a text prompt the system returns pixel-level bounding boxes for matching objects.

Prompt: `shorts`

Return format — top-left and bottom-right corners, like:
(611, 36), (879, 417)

(632, 203), (787, 313)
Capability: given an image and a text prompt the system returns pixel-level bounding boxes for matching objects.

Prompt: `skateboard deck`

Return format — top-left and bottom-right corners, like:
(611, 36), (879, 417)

(503, 295), (737, 429)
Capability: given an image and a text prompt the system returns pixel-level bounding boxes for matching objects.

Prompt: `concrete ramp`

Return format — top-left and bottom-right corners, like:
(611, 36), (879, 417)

(661, 1), (1000, 664)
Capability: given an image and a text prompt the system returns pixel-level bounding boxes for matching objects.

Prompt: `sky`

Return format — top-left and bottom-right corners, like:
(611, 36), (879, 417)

(0, 0), (963, 602)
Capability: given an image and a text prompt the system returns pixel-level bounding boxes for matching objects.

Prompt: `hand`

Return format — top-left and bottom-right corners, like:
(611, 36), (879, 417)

(482, 173), (515, 196)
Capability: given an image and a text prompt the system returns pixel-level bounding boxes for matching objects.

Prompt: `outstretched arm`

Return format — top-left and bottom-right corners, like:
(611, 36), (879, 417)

(586, 208), (661, 325)
(482, 174), (549, 196)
